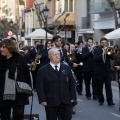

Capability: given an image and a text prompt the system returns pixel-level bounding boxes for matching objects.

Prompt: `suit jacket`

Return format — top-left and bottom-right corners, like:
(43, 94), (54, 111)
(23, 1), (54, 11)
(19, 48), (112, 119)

(93, 46), (114, 75)
(74, 49), (83, 74)
(36, 63), (77, 107)
(60, 48), (73, 67)
(82, 46), (94, 73)
(0, 54), (31, 106)
(41, 48), (51, 66)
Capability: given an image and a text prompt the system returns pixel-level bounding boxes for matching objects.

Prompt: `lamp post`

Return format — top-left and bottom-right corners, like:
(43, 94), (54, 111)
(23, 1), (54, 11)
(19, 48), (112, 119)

(43, 6), (49, 42)
(9, 20), (19, 45)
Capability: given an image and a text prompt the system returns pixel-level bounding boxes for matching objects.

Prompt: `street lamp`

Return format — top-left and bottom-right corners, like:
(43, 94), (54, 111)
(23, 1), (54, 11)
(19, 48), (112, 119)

(43, 6), (49, 42)
(9, 19), (19, 44)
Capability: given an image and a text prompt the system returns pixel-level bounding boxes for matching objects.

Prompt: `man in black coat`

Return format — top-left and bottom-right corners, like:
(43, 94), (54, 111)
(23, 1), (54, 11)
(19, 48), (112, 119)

(29, 41), (43, 91)
(82, 38), (97, 100)
(74, 41), (84, 95)
(36, 48), (77, 120)
(93, 37), (115, 106)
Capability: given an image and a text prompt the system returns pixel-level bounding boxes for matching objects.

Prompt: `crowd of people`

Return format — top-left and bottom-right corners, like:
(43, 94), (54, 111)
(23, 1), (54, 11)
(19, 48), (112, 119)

(0, 35), (120, 120)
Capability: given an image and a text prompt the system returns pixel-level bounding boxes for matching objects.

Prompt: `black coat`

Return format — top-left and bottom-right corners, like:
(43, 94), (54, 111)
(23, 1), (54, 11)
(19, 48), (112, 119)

(36, 63), (77, 107)
(93, 47), (114, 75)
(74, 49), (83, 74)
(41, 48), (51, 66)
(0, 54), (31, 106)
(82, 46), (94, 73)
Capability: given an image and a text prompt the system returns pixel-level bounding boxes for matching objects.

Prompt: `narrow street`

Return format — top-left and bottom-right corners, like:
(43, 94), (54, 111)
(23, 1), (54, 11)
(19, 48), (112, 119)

(25, 83), (120, 120)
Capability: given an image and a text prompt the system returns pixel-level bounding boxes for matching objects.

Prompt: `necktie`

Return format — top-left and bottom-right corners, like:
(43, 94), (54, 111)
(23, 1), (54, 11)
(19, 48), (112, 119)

(59, 50), (62, 59)
(55, 65), (58, 73)
(102, 48), (106, 63)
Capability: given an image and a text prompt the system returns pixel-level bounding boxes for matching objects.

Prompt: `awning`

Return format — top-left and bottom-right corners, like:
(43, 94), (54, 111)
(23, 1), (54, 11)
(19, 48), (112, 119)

(104, 28), (120, 39)
(25, 28), (53, 40)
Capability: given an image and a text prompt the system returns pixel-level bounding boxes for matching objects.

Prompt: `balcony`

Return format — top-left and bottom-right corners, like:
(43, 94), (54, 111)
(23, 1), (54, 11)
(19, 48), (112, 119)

(81, 17), (91, 29)
(90, 1), (112, 14)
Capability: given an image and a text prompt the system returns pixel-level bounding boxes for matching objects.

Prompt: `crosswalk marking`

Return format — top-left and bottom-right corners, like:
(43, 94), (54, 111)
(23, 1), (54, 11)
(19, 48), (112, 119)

(111, 113), (120, 118)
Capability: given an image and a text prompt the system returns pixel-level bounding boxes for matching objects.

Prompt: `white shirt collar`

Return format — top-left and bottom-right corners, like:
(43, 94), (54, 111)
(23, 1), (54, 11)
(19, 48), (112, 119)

(50, 62), (60, 71)
(54, 47), (62, 50)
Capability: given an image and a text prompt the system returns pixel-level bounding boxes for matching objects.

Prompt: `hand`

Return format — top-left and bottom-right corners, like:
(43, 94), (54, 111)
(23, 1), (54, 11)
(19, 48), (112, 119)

(41, 102), (47, 106)
(77, 48), (82, 53)
(73, 63), (79, 68)
(114, 66), (120, 70)
(28, 63), (33, 67)
(71, 100), (75, 103)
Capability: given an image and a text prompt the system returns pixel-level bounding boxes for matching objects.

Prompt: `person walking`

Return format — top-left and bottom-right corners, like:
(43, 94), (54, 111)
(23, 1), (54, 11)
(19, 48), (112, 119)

(36, 48), (77, 120)
(0, 39), (31, 120)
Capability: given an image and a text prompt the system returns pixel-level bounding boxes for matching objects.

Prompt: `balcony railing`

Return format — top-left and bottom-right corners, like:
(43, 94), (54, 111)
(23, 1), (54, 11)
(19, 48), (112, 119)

(81, 17), (91, 29)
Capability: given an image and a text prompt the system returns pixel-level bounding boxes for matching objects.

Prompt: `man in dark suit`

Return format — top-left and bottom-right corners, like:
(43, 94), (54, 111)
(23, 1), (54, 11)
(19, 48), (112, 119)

(93, 37), (115, 106)
(52, 35), (78, 68)
(82, 38), (97, 100)
(74, 41), (84, 95)
(36, 48), (77, 120)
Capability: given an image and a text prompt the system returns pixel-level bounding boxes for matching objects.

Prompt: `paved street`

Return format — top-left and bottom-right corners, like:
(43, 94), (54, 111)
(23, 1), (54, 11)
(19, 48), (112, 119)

(25, 82), (120, 120)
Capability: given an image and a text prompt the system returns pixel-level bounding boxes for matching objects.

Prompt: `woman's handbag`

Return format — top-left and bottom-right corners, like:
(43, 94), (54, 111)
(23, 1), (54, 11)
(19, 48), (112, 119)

(16, 81), (33, 96)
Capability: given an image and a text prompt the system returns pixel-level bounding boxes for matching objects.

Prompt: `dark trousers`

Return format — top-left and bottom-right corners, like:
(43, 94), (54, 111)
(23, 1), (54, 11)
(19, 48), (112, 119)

(83, 72), (92, 97)
(31, 66), (39, 90)
(76, 73), (83, 93)
(1, 100), (24, 120)
(92, 75), (98, 98)
(83, 72), (97, 97)
(95, 74), (113, 103)
(45, 104), (72, 120)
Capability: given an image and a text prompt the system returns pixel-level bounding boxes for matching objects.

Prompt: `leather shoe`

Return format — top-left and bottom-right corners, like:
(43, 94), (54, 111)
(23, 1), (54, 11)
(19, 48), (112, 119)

(93, 96), (98, 100)
(72, 111), (76, 115)
(99, 102), (103, 106)
(87, 97), (91, 100)
(108, 102), (115, 106)
(78, 92), (82, 95)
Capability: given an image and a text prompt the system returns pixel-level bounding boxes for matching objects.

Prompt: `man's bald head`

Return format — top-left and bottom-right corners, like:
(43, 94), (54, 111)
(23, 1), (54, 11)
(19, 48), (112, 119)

(48, 48), (60, 64)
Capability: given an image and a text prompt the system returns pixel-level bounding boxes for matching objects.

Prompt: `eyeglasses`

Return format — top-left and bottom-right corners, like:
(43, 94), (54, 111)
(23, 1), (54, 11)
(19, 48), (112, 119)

(47, 43), (51, 44)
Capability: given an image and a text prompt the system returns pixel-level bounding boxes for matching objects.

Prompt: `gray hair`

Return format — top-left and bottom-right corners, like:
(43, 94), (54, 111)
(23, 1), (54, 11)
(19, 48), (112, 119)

(48, 48), (59, 56)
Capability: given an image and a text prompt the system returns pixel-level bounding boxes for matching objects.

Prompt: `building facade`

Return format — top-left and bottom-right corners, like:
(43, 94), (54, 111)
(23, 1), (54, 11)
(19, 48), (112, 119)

(75, 0), (94, 43)
(0, 0), (19, 22)
(52, 0), (76, 43)
(90, 0), (120, 46)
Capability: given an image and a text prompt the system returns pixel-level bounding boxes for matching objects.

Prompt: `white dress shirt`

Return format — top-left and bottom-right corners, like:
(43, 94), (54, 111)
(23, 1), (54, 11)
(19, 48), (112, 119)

(50, 62), (60, 71)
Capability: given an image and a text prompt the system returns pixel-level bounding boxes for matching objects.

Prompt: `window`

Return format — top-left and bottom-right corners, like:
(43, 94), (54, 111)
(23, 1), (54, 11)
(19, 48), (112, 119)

(109, 41), (114, 47)
(64, 0), (73, 12)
